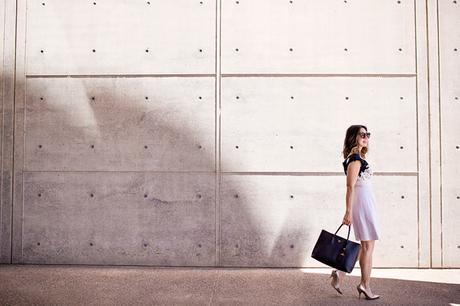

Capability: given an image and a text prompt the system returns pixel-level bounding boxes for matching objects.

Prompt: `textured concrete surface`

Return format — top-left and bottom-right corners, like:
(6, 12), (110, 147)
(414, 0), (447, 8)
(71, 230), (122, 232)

(0, 265), (459, 306)
(1, 0), (458, 270)
(21, 172), (216, 266)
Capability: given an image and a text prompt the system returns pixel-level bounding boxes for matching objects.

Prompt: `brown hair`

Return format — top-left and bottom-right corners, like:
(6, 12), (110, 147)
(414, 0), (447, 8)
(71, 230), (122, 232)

(342, 125), (369, 159)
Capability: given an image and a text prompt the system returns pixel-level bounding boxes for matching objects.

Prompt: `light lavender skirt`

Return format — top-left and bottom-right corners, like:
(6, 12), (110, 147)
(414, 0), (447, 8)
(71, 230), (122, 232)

(351, 179), (380, 241)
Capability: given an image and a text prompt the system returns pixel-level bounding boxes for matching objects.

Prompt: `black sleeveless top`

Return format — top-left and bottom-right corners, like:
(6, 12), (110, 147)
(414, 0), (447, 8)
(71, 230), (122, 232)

(343, 153), (369, 177)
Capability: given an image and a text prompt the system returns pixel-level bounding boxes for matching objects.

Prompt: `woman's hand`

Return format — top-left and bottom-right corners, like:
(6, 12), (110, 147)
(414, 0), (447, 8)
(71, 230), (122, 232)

(342, 211), (352, 225)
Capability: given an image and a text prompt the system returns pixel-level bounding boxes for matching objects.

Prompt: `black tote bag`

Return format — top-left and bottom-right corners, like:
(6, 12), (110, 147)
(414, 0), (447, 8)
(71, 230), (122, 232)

(311, 223), (361, 273)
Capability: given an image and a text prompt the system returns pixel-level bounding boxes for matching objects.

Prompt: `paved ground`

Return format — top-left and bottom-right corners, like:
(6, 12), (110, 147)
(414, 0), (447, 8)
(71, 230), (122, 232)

(0, 265), (459, 305)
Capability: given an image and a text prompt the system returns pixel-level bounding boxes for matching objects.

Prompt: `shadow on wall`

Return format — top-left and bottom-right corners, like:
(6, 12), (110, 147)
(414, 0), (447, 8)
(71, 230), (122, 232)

(19, 77), (316, 267)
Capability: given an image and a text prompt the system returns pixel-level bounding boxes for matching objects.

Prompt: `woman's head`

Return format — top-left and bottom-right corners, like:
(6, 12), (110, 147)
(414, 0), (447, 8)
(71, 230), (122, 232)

(342, 125), (370, 159)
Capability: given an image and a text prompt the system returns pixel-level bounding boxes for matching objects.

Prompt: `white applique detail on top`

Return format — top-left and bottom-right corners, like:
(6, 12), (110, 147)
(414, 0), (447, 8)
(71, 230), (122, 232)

(358, 164), (373, 181)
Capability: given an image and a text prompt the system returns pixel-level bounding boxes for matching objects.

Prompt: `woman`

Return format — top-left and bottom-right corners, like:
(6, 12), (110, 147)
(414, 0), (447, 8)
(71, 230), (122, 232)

(329, 125), (381, 300)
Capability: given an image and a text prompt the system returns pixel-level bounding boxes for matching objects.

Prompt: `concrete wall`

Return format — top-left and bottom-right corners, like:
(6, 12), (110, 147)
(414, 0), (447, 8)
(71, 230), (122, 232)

(0, 0), (458, 267)
(437, 0), (460, 268)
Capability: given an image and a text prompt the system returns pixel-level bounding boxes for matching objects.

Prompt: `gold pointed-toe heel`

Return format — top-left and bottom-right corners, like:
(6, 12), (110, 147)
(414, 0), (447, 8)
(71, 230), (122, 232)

(357, 284), (380, 300)
(329, 270), (343, 295)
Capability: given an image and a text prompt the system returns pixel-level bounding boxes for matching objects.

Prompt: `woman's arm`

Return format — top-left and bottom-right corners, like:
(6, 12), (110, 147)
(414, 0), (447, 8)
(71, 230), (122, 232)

(345, 161), (360, 212)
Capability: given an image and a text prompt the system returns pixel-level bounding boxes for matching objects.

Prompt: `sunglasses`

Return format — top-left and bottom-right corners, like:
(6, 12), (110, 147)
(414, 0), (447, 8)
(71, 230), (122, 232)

(358, 132), (371, 139)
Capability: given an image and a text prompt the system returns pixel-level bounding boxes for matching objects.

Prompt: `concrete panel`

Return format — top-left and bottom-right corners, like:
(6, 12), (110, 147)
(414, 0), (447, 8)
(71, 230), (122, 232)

(439, 1), (460, 267)
(221, 77), (417, 173)
(22, 172), (216, 265)
(0, 0), (4, 263)
(426, 0), (443, 268)
(26, 0), (216, 75)
(25, 77), (215, 171)
(221, 0), (415, 74)
(414, 0), (431, 268)
(0, 0), (17, 263)
(12, 0), (26, 264)
(220, 174), (418, 267)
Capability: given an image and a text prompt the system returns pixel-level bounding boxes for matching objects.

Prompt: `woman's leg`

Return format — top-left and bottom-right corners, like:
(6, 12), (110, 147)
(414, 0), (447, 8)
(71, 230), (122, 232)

(334, 244), (363, 285)
(336, 269), (346, 285)
(359, 240), (375, 288)
(335, 240), (375, 287)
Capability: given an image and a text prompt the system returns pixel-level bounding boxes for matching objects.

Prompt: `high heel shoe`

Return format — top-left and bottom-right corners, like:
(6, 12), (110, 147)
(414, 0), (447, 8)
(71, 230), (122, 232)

(328, 270), (343, 295)
(357, 284), (380, 300)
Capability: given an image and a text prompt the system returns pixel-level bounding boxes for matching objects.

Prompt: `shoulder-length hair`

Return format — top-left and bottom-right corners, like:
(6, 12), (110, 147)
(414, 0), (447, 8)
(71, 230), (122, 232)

(342, 125), (369, 159)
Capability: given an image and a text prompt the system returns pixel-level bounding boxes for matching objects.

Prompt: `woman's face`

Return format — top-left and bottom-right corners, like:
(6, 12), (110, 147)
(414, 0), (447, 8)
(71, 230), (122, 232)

(356, 127), (369, 149)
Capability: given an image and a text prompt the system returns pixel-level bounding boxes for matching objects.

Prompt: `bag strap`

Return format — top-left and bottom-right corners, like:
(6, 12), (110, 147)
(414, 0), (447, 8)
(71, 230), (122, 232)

(334, 223), (351, 242)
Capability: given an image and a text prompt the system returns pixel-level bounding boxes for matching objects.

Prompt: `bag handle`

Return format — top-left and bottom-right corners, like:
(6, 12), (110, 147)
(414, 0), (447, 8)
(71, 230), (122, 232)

(333, 223), (351, 245)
